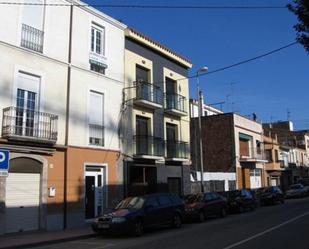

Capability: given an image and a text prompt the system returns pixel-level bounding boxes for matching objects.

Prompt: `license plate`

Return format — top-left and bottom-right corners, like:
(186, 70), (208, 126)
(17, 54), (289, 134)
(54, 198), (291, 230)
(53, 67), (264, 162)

(98, 223), (110, 229)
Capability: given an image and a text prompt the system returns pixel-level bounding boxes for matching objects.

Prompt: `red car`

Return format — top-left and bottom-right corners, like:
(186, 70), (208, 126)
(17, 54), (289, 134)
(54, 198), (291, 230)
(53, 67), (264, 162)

(184, 192), (228, 222)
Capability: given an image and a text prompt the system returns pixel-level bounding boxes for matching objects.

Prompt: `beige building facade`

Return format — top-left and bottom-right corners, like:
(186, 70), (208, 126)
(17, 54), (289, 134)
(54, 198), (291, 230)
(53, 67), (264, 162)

(122, 28), (192, 196)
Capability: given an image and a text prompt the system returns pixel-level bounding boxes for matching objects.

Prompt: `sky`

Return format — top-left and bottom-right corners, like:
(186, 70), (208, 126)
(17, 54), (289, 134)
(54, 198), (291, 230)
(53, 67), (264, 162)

(85, 0), (309, 130)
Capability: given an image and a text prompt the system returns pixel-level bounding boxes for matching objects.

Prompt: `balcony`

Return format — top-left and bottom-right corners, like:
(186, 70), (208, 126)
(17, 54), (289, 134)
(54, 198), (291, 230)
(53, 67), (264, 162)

(164, 93), (187, 116)
(134, 81), (163, 109)
(133, 135), (164, 159)
(239, 147), (267, 163)
(2, 107), (58, 144)
(21, 23), (44, 53)
(165, 140), (189, 161)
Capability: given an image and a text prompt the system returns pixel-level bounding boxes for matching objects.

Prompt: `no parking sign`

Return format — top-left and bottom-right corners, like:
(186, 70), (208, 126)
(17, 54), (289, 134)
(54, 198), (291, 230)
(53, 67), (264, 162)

(0, 149), (9, 177)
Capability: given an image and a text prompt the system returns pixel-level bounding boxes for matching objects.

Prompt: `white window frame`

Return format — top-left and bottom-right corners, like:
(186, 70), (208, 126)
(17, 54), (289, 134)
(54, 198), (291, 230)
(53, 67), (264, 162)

(91, 24), (105, 56)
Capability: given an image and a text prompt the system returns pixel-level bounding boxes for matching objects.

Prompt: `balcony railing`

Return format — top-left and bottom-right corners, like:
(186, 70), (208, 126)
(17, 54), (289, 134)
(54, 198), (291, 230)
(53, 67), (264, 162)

(2, 107), (58, 143)
(164, 93), (187, 114)
(21, 23), (44, 53)
(133, 135), (165, 157)
(239, 147), (266, 161)
(166, 140), (189, 159)
(134, 81), (162, 106)
(89, 124), (104, 146)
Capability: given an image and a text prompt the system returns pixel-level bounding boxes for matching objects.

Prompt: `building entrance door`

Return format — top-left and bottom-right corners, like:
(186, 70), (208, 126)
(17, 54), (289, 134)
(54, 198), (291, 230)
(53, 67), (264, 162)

(85, 166), (105, 219)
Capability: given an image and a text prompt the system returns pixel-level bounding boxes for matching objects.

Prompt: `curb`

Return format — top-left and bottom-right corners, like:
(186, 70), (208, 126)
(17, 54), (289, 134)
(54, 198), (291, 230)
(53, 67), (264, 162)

(0, 233), (98, 249)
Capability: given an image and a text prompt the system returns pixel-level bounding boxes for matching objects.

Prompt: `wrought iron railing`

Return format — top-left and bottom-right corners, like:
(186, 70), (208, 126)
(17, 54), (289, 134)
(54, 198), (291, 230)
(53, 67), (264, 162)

(21, 23), (44, 53)
(134, 81), (162, 105)
(166, 140), (190, 159)
(2, 106), (58, 143)
(133, 135), (165, 157)
(89, 124), (104, 146)
(165, 93), (187, 113)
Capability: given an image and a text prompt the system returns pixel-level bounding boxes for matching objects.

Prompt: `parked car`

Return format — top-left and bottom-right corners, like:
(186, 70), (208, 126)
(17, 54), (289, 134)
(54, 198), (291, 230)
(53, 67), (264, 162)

(184, 192), (228, 222)
(221, 189), (255, 213)
(297, 178), (309, 194)
(92, 193), (184, 236)
(260, 186), (285, 205)
(285, 184), (308, 199)
(249, 188), (265, 207)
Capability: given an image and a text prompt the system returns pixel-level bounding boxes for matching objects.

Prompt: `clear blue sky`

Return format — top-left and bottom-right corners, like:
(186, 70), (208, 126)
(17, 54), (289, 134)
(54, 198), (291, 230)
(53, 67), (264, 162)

(85, 0), (309, 130)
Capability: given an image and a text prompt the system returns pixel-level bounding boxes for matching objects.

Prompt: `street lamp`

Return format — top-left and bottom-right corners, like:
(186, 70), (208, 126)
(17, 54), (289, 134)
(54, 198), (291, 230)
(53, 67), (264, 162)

(196, 66), (208, 193)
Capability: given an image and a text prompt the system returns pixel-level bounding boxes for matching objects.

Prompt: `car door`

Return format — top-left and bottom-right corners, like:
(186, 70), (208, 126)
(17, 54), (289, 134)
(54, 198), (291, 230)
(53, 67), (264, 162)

(143, 196), (161, 227)
(203, 193), (216, 216)
(157, 194), (173, 224)
(211, 192), (224, 215)
(241, 189), (252, 208)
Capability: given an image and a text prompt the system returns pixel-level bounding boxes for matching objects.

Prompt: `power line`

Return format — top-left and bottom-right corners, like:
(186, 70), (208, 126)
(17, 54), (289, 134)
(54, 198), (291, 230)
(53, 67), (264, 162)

(0, 2), (287, 9)
(175, 41), (298, 83)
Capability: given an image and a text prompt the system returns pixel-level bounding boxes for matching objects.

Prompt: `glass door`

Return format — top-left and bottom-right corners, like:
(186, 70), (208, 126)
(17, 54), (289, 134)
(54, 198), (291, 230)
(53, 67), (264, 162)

(15, 89), (37, 136)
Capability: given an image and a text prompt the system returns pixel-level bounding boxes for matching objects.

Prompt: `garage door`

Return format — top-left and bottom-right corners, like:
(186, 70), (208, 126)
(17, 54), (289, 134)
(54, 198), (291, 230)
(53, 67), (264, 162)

(5, 173), (40, 233)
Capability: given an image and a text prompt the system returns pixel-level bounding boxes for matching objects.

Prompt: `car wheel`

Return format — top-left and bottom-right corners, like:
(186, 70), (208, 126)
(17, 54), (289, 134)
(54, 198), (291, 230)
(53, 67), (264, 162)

(198, 211), (206, 222)
(171, 213), (182, 228)
(220, 208), (227, 218)
(133, 219), (144, 236)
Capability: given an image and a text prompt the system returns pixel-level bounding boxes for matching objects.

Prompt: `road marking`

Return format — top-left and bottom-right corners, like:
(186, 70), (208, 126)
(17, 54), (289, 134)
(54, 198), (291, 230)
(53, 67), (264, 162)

(223, 211), (309, 249)
(70, 240), (115, 248)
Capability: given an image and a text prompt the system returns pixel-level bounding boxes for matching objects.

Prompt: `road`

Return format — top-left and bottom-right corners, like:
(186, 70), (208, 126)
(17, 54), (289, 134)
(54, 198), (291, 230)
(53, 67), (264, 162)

(29, 198), (309, 249)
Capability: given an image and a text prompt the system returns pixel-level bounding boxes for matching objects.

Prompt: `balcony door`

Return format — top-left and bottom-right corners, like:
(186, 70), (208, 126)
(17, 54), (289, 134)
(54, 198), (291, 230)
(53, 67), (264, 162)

(136, 116), (149, 155)
(136, 65), (150, 101)
(165, 78), (177, 109)
(15, 72), (40, 137)
(166, 124), (177, 158)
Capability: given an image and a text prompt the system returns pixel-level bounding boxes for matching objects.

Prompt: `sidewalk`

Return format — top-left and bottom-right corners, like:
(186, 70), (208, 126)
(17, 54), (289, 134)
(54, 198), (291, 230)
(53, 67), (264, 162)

(0, 225), (97, 249)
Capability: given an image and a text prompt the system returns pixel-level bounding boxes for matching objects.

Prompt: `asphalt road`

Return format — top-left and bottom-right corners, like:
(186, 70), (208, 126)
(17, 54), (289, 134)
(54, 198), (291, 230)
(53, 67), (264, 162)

(29, 197), (309, 249)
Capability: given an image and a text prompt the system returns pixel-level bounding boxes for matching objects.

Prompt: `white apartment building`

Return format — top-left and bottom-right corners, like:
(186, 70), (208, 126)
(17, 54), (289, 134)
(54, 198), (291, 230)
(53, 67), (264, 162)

(0, 0), (126, 234)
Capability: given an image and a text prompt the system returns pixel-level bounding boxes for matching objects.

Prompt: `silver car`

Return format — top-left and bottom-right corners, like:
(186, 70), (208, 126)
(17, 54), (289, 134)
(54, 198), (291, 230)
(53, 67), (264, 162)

(286, 184), (308, 198)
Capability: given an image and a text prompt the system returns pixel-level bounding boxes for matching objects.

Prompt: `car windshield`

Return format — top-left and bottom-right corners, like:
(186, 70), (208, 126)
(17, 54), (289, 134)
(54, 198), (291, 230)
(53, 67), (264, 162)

(184, 194), (203, 204)
(115, 197), (145, 210)
(290, 185), (302, 190)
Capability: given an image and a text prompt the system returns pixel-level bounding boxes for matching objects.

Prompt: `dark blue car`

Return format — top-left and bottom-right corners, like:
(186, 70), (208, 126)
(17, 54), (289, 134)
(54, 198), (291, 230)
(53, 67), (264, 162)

(92, 193), (185, 236)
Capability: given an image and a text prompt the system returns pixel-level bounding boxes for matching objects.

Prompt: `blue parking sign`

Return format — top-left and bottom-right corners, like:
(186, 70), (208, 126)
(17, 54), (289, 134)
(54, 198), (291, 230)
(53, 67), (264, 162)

(0, 149), (9, 171)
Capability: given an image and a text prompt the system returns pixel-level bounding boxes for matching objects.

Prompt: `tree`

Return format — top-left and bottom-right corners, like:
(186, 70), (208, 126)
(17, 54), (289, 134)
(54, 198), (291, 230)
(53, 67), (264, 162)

(287, 0), (309, 54)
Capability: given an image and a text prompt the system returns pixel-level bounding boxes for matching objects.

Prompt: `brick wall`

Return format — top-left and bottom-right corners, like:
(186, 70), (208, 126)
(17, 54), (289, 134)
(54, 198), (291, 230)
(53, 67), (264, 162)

(190, 113), (236, 173)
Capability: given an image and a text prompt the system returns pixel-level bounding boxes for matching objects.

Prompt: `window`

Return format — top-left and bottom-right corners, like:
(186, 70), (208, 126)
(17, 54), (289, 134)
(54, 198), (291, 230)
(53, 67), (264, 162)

(275, 149), (279, 162)
(90, 24), (106, 74)
(239, 133), (252, 157)
(88, 91), (104, 146)
(91, 25), (105, 55)
(90, 63), (105, 75)
(158, 195), (172, 206)
(256, 140), (261, 154)
(136, 65), (149, 83)
(265, 149), (273, 162)
(145, 197), (159, 208)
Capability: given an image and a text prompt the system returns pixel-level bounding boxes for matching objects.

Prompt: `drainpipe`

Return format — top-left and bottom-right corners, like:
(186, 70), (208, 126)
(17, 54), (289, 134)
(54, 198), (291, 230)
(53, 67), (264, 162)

(63, 2), (74, 230)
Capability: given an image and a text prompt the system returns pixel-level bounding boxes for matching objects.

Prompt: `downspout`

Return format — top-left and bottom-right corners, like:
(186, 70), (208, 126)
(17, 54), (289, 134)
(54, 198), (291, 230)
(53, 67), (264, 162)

(64, 2), (74, 230)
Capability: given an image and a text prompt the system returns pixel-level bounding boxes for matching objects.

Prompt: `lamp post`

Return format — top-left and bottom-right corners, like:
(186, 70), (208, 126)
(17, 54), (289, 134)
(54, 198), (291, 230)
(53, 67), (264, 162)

(196, 66), (208, 193)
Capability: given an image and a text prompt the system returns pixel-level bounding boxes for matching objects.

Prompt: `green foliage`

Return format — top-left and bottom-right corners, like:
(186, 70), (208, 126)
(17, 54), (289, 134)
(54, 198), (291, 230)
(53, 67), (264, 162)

(287, 0), (309, 53)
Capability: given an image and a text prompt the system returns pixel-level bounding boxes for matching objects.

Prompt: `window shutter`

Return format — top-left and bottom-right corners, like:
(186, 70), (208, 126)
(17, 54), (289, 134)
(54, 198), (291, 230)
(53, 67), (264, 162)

(22, 0), (44, 30)
(89, 91), (104, 126)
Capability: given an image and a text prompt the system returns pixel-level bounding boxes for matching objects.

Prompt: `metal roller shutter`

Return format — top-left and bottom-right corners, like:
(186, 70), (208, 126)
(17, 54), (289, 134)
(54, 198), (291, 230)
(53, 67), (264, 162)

(5, 173), (40, 233)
